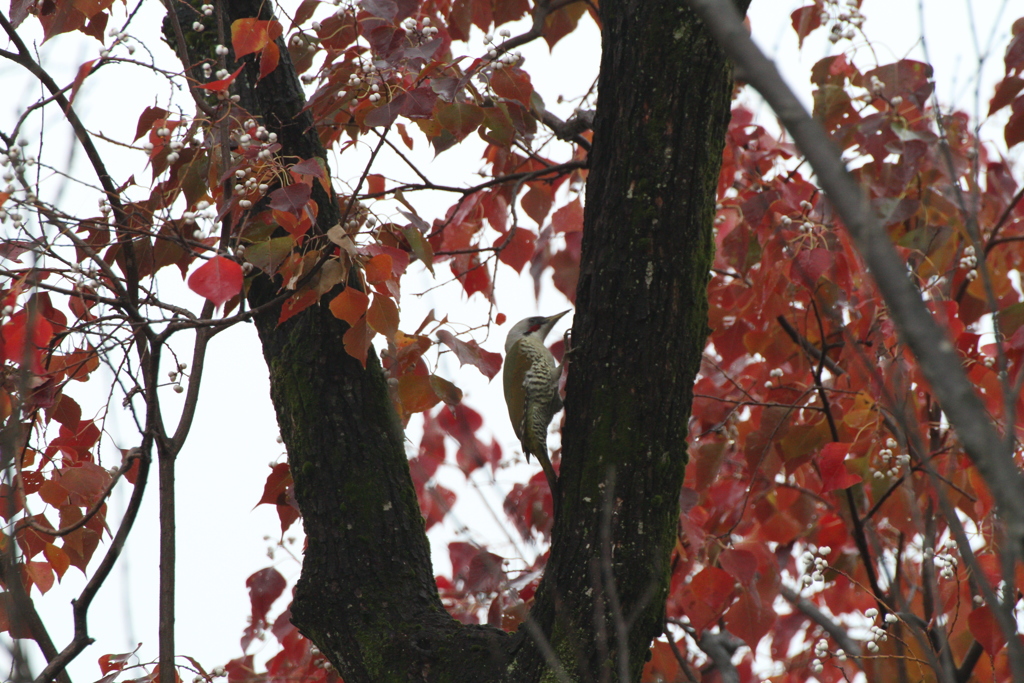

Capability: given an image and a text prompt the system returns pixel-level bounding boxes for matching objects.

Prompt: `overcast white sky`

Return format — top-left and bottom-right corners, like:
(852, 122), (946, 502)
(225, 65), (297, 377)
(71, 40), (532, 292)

(1, 0), (1019, 680)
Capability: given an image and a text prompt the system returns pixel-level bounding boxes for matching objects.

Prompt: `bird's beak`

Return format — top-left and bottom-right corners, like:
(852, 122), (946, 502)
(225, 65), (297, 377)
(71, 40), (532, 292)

(540, 310), (571, 338)
(548, 310), (571, 324)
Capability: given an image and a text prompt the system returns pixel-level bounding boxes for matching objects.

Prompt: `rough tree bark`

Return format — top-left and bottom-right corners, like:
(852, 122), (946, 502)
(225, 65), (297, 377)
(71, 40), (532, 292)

(519, 1), (749, 680)
(205, 0), (748, 680)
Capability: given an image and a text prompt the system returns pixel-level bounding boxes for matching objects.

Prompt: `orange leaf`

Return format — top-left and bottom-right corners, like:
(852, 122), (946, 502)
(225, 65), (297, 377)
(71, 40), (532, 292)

(43, 543), (70, 581)
(329, 287), (369, 326)
(231, 18), (283, 58)
(367, 294), (399, 339)
(367, 174), (386, 195)
(397, 375), (441, 414)
(343, 317), (372, 367)
(364, 254), (393, 284)
(259, 41), (280, 80)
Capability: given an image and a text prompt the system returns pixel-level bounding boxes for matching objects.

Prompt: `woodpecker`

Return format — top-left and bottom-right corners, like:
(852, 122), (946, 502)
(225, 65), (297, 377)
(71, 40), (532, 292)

(503, 310), (570, 502)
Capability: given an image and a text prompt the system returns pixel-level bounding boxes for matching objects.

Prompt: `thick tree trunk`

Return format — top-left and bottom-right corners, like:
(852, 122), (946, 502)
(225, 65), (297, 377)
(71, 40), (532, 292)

(207, 0), (745, 679)
(221, 0), (512, 679)
(515, 1), (747, 679)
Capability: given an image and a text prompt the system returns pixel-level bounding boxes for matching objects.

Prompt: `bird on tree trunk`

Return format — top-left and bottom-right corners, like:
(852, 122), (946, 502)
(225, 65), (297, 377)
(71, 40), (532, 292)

(503, 310), (570, 511)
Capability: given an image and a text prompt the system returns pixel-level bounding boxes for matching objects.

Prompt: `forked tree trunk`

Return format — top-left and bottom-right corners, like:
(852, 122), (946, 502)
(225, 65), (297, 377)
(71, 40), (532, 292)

(213, 0), (746, 679)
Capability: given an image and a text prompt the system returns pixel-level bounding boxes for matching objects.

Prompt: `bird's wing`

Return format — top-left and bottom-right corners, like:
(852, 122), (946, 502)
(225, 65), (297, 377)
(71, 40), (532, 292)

(503, 340), (528, 444)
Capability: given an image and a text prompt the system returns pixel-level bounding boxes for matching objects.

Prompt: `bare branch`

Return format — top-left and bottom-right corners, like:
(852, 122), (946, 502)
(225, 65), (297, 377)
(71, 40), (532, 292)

(779, 584), (862, 668)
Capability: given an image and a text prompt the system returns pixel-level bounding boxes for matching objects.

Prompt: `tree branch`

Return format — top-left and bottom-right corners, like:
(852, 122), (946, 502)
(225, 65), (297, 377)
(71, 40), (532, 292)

(34, 448), (152, 683)
(779, 584), (862, 668)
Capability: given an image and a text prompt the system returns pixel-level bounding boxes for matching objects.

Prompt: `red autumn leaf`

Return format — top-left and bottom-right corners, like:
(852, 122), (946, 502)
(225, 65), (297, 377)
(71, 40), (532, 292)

(1007, 96), (1024, 148)
(17, 515), (53, 558)
(792, 247), (833, 286)
(969, 605), (1006, 655)
(232, 18), (283, 58)
(990, 76), (1024, 116)
(436, 101), (485, 141)
(724, 588), (776, 650)
(68, 59), (97, 107)
(451, 253), (492, 299)
(436, 330), (502, 380)
(465, 550), (506, 593)
(718, 548), (758, 588)
(98, 650), (136, 675)
(58, 461), (110, 507)
(246, 567), (287, 625)
(291, 157), (327, 179)
(679, 566), (736, 632)
(419, 484), (456, 530)
(491, 67), (533, 108)
(257, 463), (292, 507)
(494, 228), (537, 273)
(225, 656), (256, 683)
(551, 197), (584, 233)
(396, 122), (414, 148)
(818, 442), (862, 492)
(277, 289), (319, 325)
(268, 209), (307, 238)
(198, 65), (244, 92)
(791, 5), (823, 48)
(267, 183), (312, 213)
(521, 184), (554, 224)
(503, 476), (553, 538)
(1, 309), (54, 371)
(365, 93), (409, 128)
(26, 561), (54, 594)
(0, 239), (33, 262)
(255, 463), (299, 532)
(542, 1), (586, 50)
(290, 0), (318, 27)
(49, 393), (82, 428)
(316, 12), (356, 50)
(275, 502), (299, 535)
(188, 256), (244, 307)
